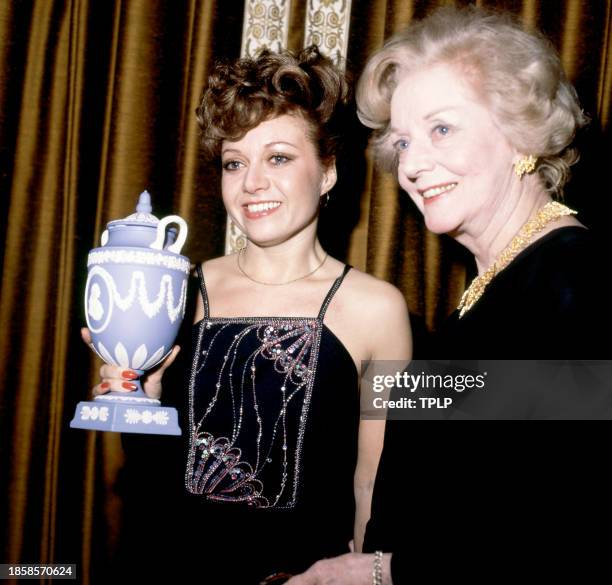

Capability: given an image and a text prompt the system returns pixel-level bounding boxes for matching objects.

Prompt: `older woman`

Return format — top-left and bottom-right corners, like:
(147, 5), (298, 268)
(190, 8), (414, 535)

(288, 6), (610, 585)
(86, 45), (411, 584)
(357, 6), (606, 358)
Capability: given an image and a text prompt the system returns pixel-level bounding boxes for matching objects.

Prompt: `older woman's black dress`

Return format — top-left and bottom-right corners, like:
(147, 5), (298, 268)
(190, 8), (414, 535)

(364, 226), (612, 583)
(434, 226), (608, 358)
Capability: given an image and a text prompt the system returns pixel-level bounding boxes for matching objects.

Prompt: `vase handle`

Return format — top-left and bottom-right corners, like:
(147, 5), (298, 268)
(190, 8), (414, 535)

(150, 215), (188, 254)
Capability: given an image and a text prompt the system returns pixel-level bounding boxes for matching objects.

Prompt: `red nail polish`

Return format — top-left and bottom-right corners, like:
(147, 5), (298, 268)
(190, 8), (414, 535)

(121, 370), (138, 380)
(122, 381), (137, 391)
(101, 382), (110, 389)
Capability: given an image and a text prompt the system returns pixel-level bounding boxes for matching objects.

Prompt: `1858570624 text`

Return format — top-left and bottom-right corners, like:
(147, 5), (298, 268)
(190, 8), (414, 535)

(0, 564), (76, 580)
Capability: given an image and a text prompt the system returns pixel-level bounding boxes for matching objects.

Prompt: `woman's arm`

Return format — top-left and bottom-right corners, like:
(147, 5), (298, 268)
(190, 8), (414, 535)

(353, 419), (385, 551)
(285, 552), (393, 585)
(353, 284), (412, 551)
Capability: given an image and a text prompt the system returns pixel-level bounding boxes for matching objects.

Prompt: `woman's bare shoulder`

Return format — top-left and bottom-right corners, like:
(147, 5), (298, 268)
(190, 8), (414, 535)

(201, 254), (235, 270)
(193, 255), (236, 322)
(200, 254), (237, 281)
(334, 266), (412, 361)
(342, 267), (408, 313)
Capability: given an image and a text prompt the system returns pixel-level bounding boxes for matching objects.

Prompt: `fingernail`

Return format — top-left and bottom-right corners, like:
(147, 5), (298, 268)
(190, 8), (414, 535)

(101, 382), (110, 389)
(122, 382), (137, 391)
(121, 370), (138, 380)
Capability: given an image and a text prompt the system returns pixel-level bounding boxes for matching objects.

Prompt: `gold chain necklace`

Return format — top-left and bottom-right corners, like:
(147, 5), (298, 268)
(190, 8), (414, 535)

(457, 201), (577, 318)
(236, 247), (329, 286)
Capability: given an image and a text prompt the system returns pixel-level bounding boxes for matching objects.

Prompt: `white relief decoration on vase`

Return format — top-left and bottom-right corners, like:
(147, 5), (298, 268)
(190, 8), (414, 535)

(88, 249), (190, 274)
(305, 0), (352, 68)
(85, 265), (188, 334)
(80, 405), (109, 422)
(140, 346), (168, 370)
(131, 344), (149, 369)
(87, 283), (105, 321)
(124, 409), (169, 425)
(114, 343), (130, 368)
(97, 341), (166, 370)
(96, 341), (116, 365)
(85, 267), (114, 334)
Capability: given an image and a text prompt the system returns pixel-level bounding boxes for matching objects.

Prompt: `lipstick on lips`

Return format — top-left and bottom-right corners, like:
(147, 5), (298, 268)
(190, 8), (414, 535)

(419, 182), (457, 204)
(243, 200), (282, 219)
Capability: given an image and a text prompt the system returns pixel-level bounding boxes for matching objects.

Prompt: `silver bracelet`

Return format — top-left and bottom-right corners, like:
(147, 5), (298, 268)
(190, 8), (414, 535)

(372, 550), (383, 585)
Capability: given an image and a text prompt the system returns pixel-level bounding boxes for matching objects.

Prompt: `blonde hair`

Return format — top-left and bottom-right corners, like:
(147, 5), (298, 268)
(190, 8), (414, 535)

(356, 6), (588, 195)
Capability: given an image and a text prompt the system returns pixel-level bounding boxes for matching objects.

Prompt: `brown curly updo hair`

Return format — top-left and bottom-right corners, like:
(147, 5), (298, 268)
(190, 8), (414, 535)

(196, 45), (350, 166)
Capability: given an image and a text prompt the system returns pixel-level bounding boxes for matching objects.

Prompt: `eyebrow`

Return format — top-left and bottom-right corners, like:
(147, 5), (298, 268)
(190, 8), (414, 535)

(389, 106), (461, 136)
(424, 106), (460, 120)
(265, 141), (299, 148)
(221, 141), (299, 156)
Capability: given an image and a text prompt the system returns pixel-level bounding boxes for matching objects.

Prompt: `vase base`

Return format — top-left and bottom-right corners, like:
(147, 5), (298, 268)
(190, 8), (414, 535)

(70, 400), (181, 435)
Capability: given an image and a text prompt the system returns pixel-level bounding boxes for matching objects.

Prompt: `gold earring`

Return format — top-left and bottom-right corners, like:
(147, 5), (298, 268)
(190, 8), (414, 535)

(514, 155), (537, 179)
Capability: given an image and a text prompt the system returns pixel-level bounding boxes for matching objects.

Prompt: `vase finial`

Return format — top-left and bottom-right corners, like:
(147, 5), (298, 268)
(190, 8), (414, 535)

(136, 190), (152, 214)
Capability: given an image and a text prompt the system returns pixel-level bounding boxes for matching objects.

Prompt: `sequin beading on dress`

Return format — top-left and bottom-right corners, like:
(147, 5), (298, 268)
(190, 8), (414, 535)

(185, 264), (352, 509)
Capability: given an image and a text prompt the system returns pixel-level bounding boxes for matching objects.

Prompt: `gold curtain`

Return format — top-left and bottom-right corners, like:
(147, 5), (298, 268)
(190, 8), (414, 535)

(0, 0), (240, 580)
(1, 0), (610, 582)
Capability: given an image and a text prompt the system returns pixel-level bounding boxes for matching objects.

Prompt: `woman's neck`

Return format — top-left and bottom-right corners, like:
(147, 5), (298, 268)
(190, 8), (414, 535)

(238, 235), (327, 284)
(455, 178), (554, 274)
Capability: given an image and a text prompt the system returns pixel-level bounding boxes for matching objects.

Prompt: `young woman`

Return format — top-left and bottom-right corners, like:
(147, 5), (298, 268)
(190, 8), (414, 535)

(86, 46), (411, 583)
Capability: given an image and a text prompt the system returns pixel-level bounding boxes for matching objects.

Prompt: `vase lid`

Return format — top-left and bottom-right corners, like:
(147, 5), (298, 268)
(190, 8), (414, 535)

(108, 190), (159, 227)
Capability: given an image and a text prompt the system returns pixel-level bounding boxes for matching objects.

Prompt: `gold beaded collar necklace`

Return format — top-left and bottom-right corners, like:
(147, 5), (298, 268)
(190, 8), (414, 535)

(457, 201), (577, 318)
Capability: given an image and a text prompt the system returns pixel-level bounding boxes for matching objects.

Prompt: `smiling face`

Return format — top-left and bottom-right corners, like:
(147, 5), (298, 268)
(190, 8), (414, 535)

(390, 63), (519, 238)
(221, 114), (336, 247)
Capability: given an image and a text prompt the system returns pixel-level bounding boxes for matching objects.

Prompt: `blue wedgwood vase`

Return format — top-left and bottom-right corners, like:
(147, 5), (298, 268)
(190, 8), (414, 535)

(71, 191), (188, 435)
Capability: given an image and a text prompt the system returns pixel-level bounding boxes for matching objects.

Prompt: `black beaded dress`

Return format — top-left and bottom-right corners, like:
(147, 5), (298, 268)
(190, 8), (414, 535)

(182, 263), (359, 583)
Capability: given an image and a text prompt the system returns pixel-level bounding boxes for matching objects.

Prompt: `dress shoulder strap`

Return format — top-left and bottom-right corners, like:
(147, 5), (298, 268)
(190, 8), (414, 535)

(196, 263), (210, 319)
(317, 264), (352, 321)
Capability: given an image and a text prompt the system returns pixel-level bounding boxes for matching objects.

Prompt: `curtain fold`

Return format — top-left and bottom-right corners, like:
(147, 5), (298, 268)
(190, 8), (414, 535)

(598, 1), (612, 129)
(174, 0), (217, 219)
(2, 0), (75, 565)
(1, 1), (610, 581)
